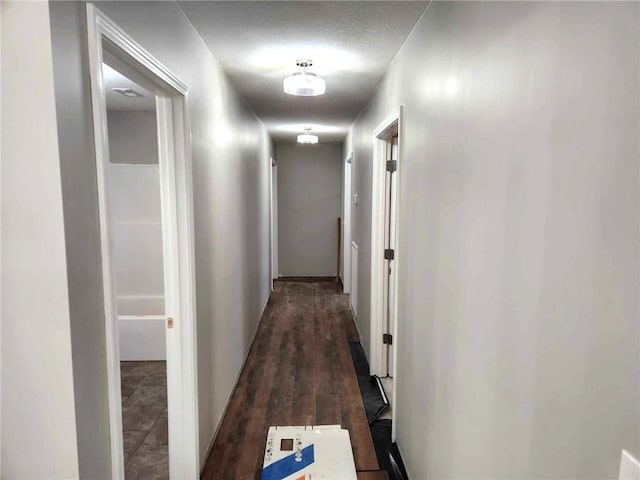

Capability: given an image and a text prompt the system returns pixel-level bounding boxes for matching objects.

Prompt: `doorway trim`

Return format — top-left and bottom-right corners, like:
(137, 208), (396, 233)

(86, 5), (199, 478)
(369, 106), (403, 380)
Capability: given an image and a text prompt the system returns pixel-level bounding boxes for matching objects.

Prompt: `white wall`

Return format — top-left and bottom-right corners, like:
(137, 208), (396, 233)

(346, 2), (639, 478)
(1, 1), (79, 477)
(277, 143), (342, 277)
(108, 164), (164, 309)
(107, 110), (164, 312)
(49, 1), (274, 476)
(107, 110), (158, 165)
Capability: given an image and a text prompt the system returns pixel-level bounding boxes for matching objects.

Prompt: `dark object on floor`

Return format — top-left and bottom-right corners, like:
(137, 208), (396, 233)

(371, 375), (390, 424)
(348, 342), (389, 424)
(349, 342), (409, 480)
(370, 420), (409, 480)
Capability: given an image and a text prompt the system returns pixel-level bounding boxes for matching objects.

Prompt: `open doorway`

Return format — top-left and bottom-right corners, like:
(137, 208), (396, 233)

(87, 6), (198, 479)
(369, 107), (403, 434)
(342, 152), (353, 294)
(103, 62), (169, 476)
(270, 157), (278, 285)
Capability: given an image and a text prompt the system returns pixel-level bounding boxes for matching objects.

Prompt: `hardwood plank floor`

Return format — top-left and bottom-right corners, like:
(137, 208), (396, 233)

(201, 280), (379, 479)
(357, 472), (390, 480)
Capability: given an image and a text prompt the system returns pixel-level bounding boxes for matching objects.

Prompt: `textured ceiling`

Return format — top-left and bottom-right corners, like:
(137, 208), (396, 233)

(179, 1), (427, 143)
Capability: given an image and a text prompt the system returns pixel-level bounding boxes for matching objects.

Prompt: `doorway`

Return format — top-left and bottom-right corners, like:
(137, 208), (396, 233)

(370, 107), (403, 395)
(103, 61), (169, 477)
(87, 5), (198, 479)
(270, 158), (278, 285)
(383, 133), (398, 377)
(342, 153), (353, 294)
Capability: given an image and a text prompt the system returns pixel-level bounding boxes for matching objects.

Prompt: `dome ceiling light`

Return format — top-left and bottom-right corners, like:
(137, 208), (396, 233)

(284, 60), (326, 96)
(297, 127), (319, 144)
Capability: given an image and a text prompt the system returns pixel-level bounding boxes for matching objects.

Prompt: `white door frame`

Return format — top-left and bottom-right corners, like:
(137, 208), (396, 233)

(270, 158), (278, 285)
(87, 5), (199, 478)
(350, 241), (359, 318)
(369, 106), (403, 380)
(342, 153), (353, 293)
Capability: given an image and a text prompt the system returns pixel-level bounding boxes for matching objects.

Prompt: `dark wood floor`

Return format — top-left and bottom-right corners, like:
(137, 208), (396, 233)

(201, 280), (383, 479)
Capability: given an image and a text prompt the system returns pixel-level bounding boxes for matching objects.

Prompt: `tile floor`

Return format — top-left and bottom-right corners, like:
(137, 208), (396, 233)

(120, 361), (168, 480)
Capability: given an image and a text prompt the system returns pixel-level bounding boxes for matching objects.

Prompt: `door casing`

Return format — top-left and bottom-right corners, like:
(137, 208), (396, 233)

(86, 5), (199, 478)
(369, 106), (403, 439)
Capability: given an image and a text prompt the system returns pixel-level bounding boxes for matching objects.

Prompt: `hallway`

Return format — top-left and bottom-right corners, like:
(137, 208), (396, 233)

(4, 1), (639, 478)
(201, 280), (384, 479)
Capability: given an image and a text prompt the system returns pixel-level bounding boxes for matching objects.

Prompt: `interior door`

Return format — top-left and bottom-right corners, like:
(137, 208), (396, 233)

(382, 135), (398, 376)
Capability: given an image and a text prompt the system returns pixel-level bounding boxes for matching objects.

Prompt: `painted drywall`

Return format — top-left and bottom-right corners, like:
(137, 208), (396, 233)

(108, 164), (164, 306)
(107, 110), (159, 165)
(49, 1), (274, 475)
(107, 110), (164, 307)
(345, 2), (639, 478)
(276, 143), (342, 277)
(1, 1), (79, 477)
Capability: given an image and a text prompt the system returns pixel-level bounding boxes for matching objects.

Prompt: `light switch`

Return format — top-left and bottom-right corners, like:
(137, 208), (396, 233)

(620, 450), (640, 480)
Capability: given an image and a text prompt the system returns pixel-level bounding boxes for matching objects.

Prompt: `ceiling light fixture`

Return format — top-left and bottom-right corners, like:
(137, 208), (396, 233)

(112, 87), (143, 98)
(284, 60), (326, 96)
(297, 127), (318, 144)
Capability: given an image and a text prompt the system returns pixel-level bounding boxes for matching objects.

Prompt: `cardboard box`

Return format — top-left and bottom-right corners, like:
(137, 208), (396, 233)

(262, 425), (358, 480)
